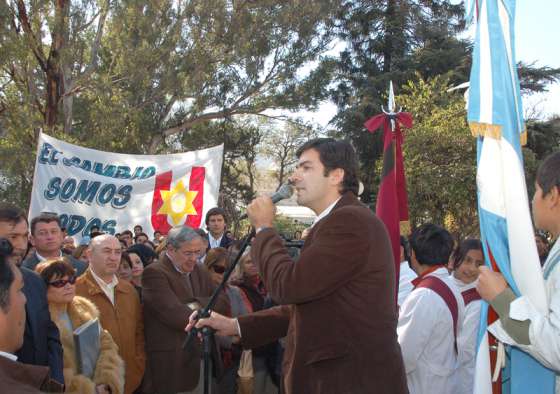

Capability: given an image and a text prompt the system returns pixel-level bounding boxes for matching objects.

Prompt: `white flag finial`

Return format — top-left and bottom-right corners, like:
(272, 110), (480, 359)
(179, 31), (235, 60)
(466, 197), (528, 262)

(388, 81), (395, 113)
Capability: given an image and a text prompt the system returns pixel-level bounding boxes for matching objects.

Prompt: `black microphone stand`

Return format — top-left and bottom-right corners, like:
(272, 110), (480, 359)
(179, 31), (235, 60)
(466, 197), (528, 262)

(183, 226), (256, 394)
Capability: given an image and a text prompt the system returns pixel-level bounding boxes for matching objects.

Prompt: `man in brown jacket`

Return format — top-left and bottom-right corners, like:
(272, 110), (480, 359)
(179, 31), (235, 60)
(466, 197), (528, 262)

(142, 225), (229, 394)
(75, 234), (145, 394)
(191, 138), (408, 394)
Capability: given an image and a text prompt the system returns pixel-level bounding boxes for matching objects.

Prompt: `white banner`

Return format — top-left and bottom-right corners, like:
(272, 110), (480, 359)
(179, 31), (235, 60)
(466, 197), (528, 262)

(29, 133), (223, 240)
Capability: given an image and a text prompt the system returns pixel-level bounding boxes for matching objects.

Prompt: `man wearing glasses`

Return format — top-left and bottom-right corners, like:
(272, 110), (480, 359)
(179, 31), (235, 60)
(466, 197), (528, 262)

(75, 234), (145, 394)
(142, 226), (229, 394)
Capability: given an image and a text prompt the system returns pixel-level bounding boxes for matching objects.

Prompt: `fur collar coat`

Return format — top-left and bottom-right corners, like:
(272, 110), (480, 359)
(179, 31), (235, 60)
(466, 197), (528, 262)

(49, 296), (125, 394)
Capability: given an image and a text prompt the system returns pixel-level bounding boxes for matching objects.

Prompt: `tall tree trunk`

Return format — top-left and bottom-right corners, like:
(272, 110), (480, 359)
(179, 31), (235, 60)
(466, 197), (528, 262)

(62, 67), (74, 132)
(45, 0), (69, 128)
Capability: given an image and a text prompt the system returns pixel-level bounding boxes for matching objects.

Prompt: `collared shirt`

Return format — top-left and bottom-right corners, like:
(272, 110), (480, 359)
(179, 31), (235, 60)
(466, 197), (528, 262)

(209, 234), (224, 249)
(453, 277), (482, 394)
(165, 253), (194, 294)
(36, 250), (63, 262)
(90, 268), (119, 306)
(0, 351), (17, 361)
(311, 197), (341, 228)
(398, 267), (465, 394)
(166, 252), (190, 275)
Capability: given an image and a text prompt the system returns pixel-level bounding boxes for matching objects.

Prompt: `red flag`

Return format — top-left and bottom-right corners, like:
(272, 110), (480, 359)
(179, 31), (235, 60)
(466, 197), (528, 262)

(365, 111), (412, 299)
(151, 167), (206, 234)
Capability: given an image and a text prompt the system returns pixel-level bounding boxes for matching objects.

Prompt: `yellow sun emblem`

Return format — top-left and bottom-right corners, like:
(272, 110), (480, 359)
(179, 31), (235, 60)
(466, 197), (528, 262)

(157, 179), (198, 225)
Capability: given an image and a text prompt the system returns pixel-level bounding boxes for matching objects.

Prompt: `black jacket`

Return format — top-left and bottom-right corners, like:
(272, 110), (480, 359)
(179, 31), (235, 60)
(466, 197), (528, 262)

(206, 233), (233, 251)
(22, 252), (87, 276)
(16, 267), (64, 385)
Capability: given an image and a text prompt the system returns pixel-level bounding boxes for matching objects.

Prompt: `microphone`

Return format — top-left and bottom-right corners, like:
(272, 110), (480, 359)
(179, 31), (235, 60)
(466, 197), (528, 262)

(239, 183), (294, 220)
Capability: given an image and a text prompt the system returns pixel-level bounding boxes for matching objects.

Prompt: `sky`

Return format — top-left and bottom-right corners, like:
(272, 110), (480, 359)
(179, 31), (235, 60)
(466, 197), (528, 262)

(296, 0), (560, 128)
(514, 0), (560, 119)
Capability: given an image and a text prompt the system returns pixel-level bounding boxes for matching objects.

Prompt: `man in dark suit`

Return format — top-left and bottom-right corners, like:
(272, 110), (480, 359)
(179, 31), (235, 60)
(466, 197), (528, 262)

(0, 238), (63, 393)
(205, 207), (233, 250)
(22, 213), (87, 276)
(190, 138), (408, 394)
(142, 226), (229, 394)
(0, 204), (64, 386)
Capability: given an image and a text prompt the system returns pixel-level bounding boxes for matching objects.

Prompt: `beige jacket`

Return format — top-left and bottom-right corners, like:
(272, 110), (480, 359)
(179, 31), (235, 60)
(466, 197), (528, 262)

(49, 296), (125, 394)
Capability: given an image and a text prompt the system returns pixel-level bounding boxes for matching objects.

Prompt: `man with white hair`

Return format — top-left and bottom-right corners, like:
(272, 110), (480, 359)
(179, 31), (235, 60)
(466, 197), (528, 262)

(142, 225), (229, 394)
(75, 234), (145, 394)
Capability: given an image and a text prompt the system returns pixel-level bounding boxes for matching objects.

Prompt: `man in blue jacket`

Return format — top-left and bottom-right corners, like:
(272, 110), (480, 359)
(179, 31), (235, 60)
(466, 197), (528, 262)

(0, 203), (64, 385)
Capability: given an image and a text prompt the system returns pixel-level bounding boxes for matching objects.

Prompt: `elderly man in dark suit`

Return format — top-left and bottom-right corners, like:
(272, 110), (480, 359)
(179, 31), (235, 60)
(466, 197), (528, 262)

(0, 203), (64, 386)
(190, 138), (408, 394)
(22, 213), (87, 276)
(142, 225), (229, 394)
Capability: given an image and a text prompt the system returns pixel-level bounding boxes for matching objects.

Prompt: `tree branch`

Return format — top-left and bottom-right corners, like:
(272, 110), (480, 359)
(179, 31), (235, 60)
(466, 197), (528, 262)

(15, 0), (48, 71)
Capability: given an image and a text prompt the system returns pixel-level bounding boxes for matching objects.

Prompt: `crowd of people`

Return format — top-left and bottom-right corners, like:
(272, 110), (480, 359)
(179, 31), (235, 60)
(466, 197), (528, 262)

(0, 138), (558, 394)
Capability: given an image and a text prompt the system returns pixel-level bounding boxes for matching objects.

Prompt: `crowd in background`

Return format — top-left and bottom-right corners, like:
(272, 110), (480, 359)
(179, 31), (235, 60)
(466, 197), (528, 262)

(0, 204), (289, 394)
(0, 163), (555, 394)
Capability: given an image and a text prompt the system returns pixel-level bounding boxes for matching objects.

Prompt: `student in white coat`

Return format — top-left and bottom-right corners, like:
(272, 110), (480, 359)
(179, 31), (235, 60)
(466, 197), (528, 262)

(397, 224), (465, 394)
(450, 239), (484, 394)
(478, 151), (560, 391)
(398, 236), (417, 306)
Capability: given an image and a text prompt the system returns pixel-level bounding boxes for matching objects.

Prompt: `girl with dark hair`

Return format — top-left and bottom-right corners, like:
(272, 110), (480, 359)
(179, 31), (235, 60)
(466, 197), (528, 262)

(451, 239), (484, 284)
(126, 244), (154, 302)
(117, 252), (133, 283)
(450, 239), (484, 394)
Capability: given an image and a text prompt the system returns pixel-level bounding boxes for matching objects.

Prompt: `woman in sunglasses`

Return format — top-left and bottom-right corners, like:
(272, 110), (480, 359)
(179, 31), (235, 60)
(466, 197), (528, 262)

(35, 258), (125, 394)
(203, 247), (250, 394)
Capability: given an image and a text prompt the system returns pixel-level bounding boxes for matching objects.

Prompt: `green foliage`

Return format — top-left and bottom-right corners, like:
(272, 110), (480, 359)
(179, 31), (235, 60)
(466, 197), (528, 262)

(518, 62), (560, 95)
(0, 0), (339, 208)
(261, 121), (318, 189)
(398, 75), (478, 240)
(327, 0), (469, 204)
(273, 214), (307, 239)
(526, 117), (560, 160)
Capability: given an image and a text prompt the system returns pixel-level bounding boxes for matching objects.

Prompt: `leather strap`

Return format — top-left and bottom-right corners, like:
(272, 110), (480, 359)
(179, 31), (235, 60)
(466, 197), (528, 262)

(415, 276), (459, 353)
(462, 287), (482, 306)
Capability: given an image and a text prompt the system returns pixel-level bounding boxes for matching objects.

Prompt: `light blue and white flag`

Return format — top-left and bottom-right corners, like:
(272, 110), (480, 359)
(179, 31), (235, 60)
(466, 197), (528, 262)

(466, 0), (554, 393)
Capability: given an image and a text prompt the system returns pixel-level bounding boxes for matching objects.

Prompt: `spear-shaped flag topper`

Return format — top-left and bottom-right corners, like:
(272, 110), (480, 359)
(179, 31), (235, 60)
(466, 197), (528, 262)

(364, 81), (413, 301)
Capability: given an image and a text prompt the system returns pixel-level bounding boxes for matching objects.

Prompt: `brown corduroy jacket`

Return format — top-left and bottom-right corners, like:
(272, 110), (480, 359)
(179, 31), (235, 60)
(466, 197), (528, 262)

(238, 192), (409, 394)
(141, 254), (229, 393)
(0, 354), (63, 393)
(75, 269), (145, 394)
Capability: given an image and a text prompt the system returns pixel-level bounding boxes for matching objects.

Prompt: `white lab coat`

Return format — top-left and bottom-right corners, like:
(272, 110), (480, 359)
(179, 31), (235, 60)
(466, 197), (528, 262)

(397, 267), (465, 394)
(453, 278), (482, 394)
(398, 260), (417, 306)
(491, 238), (560, 392)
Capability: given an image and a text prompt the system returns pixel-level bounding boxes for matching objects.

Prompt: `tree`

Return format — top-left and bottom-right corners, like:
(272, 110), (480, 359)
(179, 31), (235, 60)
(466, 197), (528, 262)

(327, 0), (469, 205)
(397, 75), (478, 239)
(518, 62), (560, 95)
(0, 0), (340, 207)
(325, 0), (560, 208)
(261, 121), (317, 190)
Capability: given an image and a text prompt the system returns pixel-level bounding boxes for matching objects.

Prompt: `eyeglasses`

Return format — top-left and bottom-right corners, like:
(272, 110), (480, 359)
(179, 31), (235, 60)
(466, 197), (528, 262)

(181, 250), (202, 258)
(211, 265), (226, 274)
(49, 276), (77, 288)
